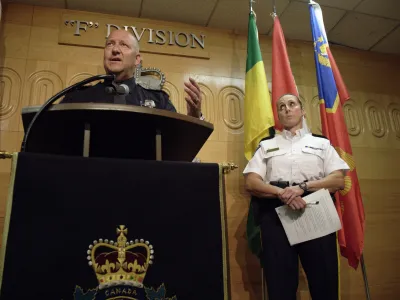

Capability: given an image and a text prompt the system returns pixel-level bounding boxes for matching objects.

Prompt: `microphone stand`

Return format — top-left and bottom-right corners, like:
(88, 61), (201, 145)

(21, 74), (115, 152)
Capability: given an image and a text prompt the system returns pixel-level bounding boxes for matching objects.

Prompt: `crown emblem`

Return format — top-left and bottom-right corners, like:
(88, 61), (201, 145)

(86, 225), (154, 290)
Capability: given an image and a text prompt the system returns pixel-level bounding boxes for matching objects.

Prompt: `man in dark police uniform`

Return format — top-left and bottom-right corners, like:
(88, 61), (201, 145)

(61, 29), (203, 120)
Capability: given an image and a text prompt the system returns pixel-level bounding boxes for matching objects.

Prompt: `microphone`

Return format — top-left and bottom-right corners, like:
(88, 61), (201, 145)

(105, 82), (130, 95)
(115, 84), (130, 95)
(21, 74), (115, 152)
(105, 82), (130, 105)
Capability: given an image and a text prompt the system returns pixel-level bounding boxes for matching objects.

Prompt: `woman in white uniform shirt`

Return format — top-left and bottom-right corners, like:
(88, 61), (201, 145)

(243, 94), (349, 300)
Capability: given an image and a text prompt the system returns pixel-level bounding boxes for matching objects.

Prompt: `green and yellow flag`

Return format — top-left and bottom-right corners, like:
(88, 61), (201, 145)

(245, 11), (274, 261)
(244, 11), (274, 160)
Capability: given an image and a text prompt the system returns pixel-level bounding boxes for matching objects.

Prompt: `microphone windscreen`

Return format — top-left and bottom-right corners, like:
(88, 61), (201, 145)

(105, 86), (114, 94)
(119, 84), (130, 95)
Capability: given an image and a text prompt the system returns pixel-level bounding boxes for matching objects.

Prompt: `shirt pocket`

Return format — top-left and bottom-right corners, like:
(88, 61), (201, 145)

(263, 149), (289, 180)
(299, 147), (324, 177)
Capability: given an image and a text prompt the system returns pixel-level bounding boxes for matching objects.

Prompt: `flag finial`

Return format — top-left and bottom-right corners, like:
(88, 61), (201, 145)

(272, 0), (277, 15)
(250, 0), (255, 12)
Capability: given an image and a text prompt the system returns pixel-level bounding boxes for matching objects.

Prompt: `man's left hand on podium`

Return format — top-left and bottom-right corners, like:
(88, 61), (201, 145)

(184, 77), (202, 118)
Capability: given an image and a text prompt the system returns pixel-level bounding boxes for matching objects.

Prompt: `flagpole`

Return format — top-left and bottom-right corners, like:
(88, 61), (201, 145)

(361, 254), (371, 300)
(261, 270), (266, 300)
(272, 0), (277, 15)
(261, 3), (267, 296)
(248, 2), (265, 299)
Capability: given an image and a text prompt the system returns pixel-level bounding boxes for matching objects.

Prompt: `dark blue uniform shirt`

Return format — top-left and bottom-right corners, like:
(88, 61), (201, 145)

(61, 77), (177, 112)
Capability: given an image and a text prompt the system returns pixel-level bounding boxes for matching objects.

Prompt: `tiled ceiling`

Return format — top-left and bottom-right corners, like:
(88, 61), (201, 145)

(4, 0), (400, 55)
(278, 1), (346, 41)
(328, 12), (398, 51)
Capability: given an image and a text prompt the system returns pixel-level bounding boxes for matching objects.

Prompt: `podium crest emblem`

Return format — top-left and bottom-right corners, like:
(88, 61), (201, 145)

(73, 225), (176, 300)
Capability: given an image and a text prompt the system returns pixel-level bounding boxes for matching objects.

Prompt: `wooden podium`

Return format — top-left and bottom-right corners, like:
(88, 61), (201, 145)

(21, 103), (214, 161)
(0, 103), (229, 300)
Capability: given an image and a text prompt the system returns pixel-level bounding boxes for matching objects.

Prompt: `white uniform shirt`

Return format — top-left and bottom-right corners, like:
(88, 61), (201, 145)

(243, 128), (350, 185)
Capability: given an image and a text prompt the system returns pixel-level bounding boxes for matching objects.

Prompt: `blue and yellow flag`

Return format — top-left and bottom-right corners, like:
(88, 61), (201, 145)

(309, 0), (365, 269)
(310, 9), (339, 113)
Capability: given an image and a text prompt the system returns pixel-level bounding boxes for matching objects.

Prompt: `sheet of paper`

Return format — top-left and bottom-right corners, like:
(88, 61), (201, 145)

(275, 189), (342, 245)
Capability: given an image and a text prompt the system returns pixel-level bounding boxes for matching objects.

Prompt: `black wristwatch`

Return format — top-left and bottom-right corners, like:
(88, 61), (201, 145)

(299, 182), (308, 192)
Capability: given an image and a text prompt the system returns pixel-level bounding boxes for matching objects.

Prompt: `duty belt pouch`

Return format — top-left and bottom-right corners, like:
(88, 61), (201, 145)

(251, 197), (285, 224)
(251, 181), (289, 225)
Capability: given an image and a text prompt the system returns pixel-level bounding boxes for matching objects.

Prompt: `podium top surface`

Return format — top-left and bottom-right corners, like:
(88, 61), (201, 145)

(22, 103), (214, 128)
(22, 103), (214, 161)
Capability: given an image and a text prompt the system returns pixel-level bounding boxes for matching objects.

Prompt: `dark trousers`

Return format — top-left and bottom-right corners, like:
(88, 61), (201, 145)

(259, 199), (339, 300)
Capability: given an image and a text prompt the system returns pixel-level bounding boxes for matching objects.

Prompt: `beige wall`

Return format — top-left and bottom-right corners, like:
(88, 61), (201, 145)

(1, 3), (400, 299)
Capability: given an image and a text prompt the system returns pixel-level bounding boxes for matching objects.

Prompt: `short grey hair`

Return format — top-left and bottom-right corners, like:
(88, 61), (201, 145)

(106, 30), (140, 53)
(129, 32), (140, 52)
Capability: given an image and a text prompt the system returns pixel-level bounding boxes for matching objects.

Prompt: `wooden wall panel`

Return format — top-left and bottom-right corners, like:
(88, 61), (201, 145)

(0, 24), (31, 60)
(2, 3), (33, 26)
(1, 3), (400, 299)
(0, 58), (26, 132)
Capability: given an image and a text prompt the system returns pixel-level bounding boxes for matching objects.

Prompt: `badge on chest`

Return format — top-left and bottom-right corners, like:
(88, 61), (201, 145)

(141, 99), (156, 108)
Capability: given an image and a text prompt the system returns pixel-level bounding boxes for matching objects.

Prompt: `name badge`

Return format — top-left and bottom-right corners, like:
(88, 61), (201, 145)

(305, 145), (323, 151)
(266, 147), (280, 153)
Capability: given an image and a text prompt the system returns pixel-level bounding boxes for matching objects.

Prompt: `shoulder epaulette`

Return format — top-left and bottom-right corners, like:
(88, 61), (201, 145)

(259, 127), (276, 142)
(253, 130), (276, 154)
(312, 133), (328, 140)
(259, 135), (275, 143)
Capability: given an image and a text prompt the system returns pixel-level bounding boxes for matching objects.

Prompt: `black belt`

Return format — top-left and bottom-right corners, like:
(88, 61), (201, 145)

(269, 181), (290, 188)
(251, 181), (336, 225)
(268, 180), (334, 203)
(270, 180), (309, 192)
